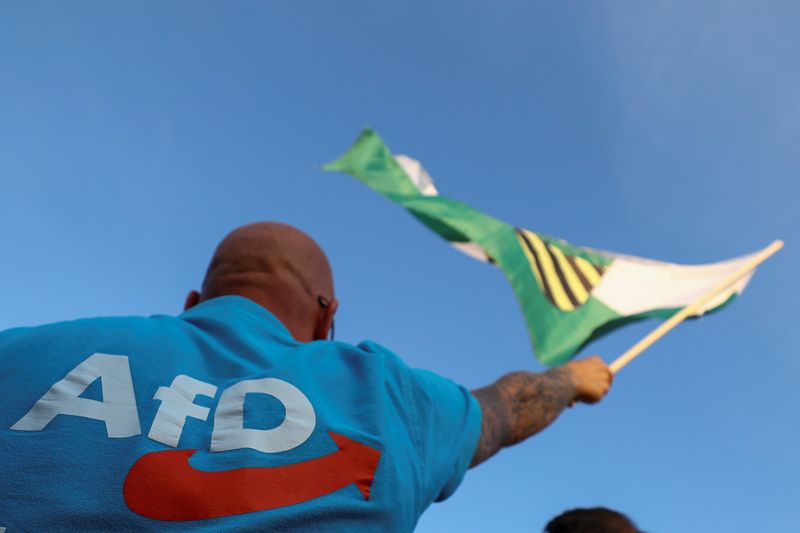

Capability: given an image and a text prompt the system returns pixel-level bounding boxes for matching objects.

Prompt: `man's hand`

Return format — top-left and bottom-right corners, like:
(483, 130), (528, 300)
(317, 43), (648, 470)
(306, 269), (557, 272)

(470, 356), (613, 468)
(563, 356), (613, 404)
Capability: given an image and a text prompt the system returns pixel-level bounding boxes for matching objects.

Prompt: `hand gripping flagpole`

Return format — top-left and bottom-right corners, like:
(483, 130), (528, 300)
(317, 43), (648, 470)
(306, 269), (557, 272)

(609, 239), (784, 374)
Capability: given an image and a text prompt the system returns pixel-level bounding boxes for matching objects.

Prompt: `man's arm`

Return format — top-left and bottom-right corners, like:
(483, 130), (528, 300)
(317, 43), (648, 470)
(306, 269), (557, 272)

(470, 356), (612, 467)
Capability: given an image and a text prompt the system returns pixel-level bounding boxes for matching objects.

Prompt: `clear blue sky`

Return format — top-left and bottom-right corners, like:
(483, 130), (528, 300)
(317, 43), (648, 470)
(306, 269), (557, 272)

(1, 2), (797, 531)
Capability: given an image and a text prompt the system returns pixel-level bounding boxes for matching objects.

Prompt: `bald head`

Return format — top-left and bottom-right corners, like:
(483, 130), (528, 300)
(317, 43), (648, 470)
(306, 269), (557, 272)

(185, 222), (337, 342)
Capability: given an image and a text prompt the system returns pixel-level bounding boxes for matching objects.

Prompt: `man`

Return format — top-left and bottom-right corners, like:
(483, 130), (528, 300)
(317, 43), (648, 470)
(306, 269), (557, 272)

(544, 507), (642, 533)
(0, 222), (611, 531)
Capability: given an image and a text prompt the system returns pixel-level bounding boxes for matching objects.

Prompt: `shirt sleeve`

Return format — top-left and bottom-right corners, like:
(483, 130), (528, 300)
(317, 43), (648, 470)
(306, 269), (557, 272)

(357, 340), (482, 506)
(407, 368), (482, 502)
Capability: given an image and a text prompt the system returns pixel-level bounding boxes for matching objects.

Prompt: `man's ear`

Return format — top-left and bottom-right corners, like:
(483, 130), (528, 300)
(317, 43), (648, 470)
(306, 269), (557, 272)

(184, 290), (201, 311)
(313, 297), (338, 341)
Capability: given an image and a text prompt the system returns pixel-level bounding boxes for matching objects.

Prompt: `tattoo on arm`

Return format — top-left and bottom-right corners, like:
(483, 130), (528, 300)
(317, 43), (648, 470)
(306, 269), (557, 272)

(470, 368), (577, 468)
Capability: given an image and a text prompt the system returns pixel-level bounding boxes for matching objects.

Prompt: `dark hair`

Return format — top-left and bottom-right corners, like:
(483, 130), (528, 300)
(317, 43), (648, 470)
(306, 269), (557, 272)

(544, 507), (641, 533)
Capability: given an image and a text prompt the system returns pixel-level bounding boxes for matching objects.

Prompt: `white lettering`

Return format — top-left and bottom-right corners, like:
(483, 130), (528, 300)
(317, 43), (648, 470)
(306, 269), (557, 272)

(211, 378), (315, 453)
(148, 375), (217, 447)
(11, 353), (141, 438)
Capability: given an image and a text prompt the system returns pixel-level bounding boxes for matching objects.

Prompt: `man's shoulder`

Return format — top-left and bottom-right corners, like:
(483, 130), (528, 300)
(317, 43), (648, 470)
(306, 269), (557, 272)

(0, 312), (187, 349)
(348, 339), (465, 402)
(349, 339), (421, 376)
(353, 339), (399, 358)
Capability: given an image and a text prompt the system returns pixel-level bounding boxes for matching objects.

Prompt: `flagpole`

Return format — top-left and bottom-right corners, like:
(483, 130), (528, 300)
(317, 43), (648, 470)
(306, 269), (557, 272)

(609, 239), (784, 374)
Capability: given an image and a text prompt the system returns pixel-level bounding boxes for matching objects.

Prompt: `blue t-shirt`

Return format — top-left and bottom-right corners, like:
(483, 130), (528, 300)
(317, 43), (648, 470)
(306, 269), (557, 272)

(0, 296), (481, 532)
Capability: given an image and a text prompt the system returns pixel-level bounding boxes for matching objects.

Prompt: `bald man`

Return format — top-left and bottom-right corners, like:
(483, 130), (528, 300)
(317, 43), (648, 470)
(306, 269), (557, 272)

(0, 222), (611, 532)
(544, 507), (643, 533)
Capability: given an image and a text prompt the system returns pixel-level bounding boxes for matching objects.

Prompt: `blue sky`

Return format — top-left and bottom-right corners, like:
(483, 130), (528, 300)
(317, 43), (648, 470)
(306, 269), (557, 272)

(1, 2), (797, 531)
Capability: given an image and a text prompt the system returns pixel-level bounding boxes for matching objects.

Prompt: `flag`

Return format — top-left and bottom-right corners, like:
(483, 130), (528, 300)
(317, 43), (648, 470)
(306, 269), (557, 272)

(324, 129), (761, 366)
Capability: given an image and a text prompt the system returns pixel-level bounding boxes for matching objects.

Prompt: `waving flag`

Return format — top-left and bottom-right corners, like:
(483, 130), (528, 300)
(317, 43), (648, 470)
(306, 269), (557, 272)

(325, 129), (762, 366)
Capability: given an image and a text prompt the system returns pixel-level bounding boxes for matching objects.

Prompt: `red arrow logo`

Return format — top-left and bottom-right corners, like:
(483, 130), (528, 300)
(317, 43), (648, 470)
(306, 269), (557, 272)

(123, 432), (382, 521)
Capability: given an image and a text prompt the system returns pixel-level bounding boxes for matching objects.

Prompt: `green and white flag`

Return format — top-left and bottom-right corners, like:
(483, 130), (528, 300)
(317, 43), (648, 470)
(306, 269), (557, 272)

(325, 129), (762, 366)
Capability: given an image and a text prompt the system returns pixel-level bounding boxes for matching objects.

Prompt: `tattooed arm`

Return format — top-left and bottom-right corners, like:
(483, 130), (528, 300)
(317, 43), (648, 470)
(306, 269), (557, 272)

(470, 356), (612, 467)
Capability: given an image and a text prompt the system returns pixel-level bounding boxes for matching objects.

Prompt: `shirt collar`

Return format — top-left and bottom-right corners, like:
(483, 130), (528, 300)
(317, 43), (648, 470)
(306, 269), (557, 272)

(178, 295), (296, 342)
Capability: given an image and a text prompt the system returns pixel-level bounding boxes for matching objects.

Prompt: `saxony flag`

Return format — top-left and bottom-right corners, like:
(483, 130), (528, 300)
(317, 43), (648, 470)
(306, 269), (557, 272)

(325, 129), (764, 366)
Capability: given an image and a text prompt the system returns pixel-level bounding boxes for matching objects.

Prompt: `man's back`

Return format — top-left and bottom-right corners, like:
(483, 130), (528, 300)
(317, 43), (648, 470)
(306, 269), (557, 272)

(1, 296), (480, 532)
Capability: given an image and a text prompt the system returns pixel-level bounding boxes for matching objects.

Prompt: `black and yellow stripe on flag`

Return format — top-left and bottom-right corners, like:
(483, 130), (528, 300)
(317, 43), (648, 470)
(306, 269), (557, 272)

(516, 229), (606, 312)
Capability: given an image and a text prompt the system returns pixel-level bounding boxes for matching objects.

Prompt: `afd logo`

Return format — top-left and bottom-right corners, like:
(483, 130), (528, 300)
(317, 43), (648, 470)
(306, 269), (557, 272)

(10, 353), (381, 521)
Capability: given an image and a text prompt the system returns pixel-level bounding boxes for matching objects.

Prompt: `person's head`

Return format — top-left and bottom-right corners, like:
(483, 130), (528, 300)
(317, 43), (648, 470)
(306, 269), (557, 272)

(544, 507), (641, 533)
(184, 222), (337, 342)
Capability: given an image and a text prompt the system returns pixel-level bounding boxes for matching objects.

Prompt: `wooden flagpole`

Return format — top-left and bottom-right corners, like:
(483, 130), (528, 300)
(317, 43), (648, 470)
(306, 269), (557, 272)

(609, 239), (784, 374)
